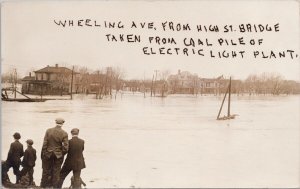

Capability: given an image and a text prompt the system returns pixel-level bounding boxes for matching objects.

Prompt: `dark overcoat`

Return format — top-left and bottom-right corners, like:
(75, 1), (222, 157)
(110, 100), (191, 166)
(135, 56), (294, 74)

(63, 137), (85, 171)
(7, 140), (24, 165)
(22, 146), (37, 167)
(42, 126), (69, 159)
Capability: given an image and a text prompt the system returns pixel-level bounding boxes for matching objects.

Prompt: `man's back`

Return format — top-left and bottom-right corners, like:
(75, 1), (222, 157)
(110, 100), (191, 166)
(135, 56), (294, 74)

(7, 141), (24, 164)
(23, 147), (36, 167)
(42, 126), (68, 159)
(65, 137), (85, 170)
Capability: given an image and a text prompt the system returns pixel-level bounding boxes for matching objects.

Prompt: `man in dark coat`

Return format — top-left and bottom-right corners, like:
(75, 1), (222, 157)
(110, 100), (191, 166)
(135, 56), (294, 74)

(58, 128), (85, 188)
(40, 118), (69, 188)
(19, 139), (37, 186)
(6, 132), (24, 184)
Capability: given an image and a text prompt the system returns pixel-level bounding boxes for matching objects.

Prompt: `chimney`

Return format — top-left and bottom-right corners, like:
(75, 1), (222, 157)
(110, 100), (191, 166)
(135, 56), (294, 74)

(47, 65), (49, 67)
(55, 64), (58, 67)
(29, 72), (31, 77)
(178, 69), (181, 75)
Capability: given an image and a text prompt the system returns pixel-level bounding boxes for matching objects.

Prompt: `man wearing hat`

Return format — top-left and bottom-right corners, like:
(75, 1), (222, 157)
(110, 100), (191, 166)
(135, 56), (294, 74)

(40, 118), (69, 188)
(58, 128), (86, 189)
(6, 132), (24, 184)
(19, 139), (36, 186)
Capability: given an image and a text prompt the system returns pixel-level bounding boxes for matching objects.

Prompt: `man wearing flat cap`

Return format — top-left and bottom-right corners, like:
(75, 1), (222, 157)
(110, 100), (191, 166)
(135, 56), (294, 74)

(40, 118), (69, 188)
(58, 128), (85, 189)
(6, 132), (24, 184)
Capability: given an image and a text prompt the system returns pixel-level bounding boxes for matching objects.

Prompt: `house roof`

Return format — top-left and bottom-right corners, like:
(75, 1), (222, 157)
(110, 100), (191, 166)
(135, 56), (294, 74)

(22, 76), (35, 81)
(168, 70), (198, 81)
(34, 66), (73, 74)
(200, 78), (219, 82)
(200, 75), (224, 82)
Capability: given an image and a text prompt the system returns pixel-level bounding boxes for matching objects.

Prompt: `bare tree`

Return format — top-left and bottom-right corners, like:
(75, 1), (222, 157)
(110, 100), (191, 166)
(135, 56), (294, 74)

(111, 67), (125, 99)
(244, 72), (285, 95)
(245, 74), (260, 95)
(1, 68), (20, 98)
(76, 66), (90, 94)
(53, 69), (72, 96)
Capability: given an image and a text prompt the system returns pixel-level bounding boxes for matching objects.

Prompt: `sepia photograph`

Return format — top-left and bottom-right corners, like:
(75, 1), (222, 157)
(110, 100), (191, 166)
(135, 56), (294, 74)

(1, 0), (300, 188)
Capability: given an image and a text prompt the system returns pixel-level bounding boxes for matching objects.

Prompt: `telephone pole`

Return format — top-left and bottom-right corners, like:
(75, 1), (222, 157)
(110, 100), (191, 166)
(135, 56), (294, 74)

(153, 70), (159, 96)
(150, 74), (154, 97)
(70, 66), (74, 100)
(14, 69), (17, 99)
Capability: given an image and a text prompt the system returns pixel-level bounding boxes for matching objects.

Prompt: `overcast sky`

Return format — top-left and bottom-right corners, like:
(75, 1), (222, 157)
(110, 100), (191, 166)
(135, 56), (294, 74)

(1, 0), (299, 81)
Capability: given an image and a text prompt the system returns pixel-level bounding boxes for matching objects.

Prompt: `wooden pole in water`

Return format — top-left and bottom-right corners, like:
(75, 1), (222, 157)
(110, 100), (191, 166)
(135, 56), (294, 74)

(227, 77), (232, 117)
(217, 86), (229, 120)
(40, 85), (43, 100)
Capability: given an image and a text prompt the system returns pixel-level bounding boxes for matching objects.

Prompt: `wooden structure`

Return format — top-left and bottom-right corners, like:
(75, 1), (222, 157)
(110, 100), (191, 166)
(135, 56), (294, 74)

(2, 98), (46, 102)
(216, 77), (237, 120)
(1, 87), (47, 102)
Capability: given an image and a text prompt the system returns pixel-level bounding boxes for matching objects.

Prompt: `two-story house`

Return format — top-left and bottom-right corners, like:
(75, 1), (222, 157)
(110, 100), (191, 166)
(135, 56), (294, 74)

(21, 64), (77, 95)
(167, 70), (225, 95)
(167, 70), (199, 94)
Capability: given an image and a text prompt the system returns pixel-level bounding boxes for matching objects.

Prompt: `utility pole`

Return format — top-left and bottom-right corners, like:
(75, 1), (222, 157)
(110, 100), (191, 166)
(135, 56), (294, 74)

(143, 72), (146, 98)
(227, 77), (232, 117)
(14, 69), (17, 99)
(70, 66), (74, 100)
(153, 70), (159, 96)
(110, 68), (113, 98)
(150, 74), (154, 97)
(161, 81), (165, 97)
(97, 70), (100, 99)
(40, 84), (43, 100)
(10, 73), (13, 89)
(104, 68), (109, 96)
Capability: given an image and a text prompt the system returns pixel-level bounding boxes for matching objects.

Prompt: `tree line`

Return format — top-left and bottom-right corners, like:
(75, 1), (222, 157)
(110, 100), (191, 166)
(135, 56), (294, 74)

(1, 67), (300, 96)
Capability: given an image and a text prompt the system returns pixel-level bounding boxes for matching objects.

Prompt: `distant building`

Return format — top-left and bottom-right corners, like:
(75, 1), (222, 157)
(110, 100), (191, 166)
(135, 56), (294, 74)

(21, 64), (78, 95)
(167, 70), (225, 94)
(199, 75), (224, 94)
(20, 73), (35, 94)
(82, 73), (106, 94)
(168, 70), (198, 94)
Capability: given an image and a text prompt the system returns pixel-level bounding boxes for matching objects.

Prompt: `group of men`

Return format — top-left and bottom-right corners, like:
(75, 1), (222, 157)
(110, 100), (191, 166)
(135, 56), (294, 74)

(3, 118), (86, 189)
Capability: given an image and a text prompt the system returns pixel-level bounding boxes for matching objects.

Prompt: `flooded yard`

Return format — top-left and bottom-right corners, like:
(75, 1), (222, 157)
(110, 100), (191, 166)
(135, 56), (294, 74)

(1, 94), (300, 188)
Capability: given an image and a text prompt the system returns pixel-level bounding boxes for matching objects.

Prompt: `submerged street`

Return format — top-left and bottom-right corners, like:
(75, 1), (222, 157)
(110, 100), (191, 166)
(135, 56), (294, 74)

(2, 94), (299, 188)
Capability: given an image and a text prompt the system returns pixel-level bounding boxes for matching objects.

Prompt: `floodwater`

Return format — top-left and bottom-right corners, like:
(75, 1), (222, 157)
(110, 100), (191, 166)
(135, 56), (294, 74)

(1, 93), (300, 188)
